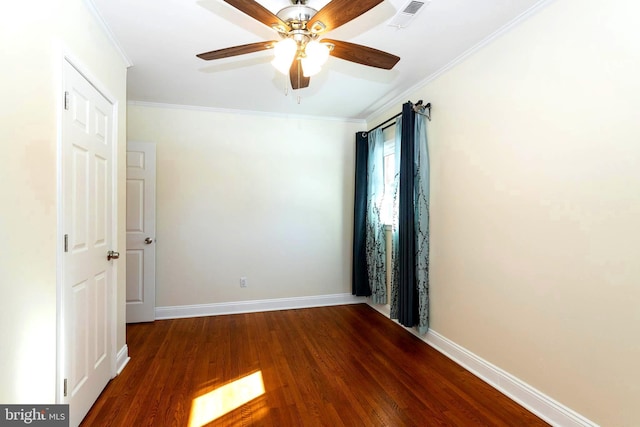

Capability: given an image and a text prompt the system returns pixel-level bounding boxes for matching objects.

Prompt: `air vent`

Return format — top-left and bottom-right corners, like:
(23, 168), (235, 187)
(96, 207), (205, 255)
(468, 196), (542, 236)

(388, 0), (430, 29)
(403, 1), (425, 14)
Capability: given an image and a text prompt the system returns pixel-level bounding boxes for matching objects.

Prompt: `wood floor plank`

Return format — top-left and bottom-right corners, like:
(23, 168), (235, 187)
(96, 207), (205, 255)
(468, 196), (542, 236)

(81, 304), (548, 426)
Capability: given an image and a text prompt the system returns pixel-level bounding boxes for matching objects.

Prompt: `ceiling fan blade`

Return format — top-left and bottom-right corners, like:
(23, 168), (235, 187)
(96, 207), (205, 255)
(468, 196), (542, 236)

(323, 39), (400, 69)
(223, 0), (290, 31)
(308, 0), (383, 34)
(196, 41), (277, 60)
(290, 59), (310, 90)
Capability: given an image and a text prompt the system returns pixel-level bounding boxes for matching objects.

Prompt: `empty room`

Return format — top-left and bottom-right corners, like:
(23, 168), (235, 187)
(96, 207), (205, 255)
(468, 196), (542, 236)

(1, 0), (638, 426)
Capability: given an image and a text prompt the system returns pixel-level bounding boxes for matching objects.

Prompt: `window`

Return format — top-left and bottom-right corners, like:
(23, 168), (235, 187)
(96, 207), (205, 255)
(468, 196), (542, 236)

(380, 138), (396, 225)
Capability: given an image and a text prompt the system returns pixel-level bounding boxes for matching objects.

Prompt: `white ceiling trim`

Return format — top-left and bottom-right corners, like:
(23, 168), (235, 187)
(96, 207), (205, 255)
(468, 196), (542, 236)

(84, 0), (133, 68)
(365, 0), (556, 124)
(128, 100), (367, 125)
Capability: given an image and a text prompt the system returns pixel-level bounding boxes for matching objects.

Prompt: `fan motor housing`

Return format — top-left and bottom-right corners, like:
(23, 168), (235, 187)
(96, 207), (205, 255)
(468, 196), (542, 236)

(277, 5), (317, 29)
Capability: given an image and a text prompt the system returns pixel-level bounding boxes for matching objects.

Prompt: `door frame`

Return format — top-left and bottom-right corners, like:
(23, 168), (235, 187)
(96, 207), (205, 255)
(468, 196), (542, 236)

(55, 51), (120, 404)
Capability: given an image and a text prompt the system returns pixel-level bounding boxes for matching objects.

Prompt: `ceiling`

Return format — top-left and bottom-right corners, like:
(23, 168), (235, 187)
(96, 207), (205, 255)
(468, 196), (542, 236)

(91, 0), (545, 120)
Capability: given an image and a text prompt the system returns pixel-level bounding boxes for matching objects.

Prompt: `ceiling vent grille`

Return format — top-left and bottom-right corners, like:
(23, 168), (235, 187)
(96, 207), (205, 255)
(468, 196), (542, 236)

(388, 0), (429, 29)
(403, 1), (425, 14)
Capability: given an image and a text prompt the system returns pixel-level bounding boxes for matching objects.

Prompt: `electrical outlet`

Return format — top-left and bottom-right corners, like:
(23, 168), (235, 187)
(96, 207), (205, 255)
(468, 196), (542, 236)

(240, 277), (247, 288)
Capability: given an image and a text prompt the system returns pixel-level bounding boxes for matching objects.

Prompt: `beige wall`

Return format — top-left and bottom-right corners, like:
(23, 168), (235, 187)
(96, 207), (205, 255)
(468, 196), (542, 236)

(0, 0), (127, 403)
(369, 0), (640, 425)
(127, 105), (360, 306)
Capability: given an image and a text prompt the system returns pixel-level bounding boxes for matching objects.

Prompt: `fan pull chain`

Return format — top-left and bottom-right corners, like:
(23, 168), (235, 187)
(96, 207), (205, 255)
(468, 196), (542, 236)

(297, 95), (301, 104)
(281, 73), (287, 96)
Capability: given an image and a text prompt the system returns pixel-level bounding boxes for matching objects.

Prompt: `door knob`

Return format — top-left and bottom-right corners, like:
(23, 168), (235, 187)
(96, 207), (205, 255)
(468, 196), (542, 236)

(144, 237), (153, 244)
(107, 250), (120, 261)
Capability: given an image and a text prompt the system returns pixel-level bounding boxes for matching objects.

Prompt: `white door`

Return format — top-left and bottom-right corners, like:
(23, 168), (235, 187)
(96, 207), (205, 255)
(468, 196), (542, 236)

(61, 60), (116, 426)
(126, 141), (156, 323)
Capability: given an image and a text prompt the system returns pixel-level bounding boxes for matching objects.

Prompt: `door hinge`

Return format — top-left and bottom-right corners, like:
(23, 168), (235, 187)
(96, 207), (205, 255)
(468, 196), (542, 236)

(64, 234), (68, 252)
(63, 378), (67, 397)
(64, 91), (69, 110)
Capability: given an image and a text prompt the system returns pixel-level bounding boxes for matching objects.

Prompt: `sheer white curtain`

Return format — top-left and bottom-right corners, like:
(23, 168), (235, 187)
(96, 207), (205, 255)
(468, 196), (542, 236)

(390, 117), (401, 317)
(414, 111), (430, 333)
(367, 105), (429, 324)
(366, 128), (386, 304)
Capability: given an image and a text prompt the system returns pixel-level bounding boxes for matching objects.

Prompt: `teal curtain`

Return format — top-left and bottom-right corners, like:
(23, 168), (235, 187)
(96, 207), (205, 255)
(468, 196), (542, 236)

(414, 110), (430, 334)
(397, 102), (416, 327)
(366, 128), (386, 304)
(390, 117), (401, 318)
(395, 101), (430, 334)
(352, 132), (371, 296)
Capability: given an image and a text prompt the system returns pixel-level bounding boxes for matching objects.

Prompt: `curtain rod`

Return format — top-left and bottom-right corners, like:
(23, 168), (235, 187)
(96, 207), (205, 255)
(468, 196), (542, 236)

(365, 101), (432, 135)
(368, 112), (402, 133)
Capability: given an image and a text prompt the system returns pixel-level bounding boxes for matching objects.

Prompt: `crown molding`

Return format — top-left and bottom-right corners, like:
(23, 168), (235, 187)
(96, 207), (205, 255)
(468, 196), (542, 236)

(84, 0), (133, 68)
(127, 100), (366, 125)
(365, 0), (556, 124)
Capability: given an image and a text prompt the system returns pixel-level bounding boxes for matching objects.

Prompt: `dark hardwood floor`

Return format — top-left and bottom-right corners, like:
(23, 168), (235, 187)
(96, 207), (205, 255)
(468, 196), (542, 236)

(81, 304), (548, 426)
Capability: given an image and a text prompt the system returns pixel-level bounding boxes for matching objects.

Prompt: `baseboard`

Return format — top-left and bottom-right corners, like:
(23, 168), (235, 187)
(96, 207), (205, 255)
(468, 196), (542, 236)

(155, 293), (365, 320)
(115, 344), (130, 375)
(425, 331), (598, 427)
(367, 302), (598, 427)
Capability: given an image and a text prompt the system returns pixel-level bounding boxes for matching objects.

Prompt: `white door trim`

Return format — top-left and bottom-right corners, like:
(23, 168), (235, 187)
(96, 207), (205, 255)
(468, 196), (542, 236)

(56, 51), (120, 405)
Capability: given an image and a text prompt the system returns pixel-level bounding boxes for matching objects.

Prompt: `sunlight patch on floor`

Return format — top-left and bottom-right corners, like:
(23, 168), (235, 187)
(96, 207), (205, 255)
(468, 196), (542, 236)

(188, 371), (265, 427)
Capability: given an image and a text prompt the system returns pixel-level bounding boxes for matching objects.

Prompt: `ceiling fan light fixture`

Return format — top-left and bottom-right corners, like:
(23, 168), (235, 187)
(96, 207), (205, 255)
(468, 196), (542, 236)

(198, 0), (400, 91)
(271, 38), (297, 74)
(309, 21), (326, 34)
(301, 40), (330, 77)
(301, 60), (321, 77)
(271, 23), (288, 34)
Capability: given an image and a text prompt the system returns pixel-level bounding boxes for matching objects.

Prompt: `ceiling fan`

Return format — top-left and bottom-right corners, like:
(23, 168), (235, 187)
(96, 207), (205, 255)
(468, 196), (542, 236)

(197, 0), (400, 90)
